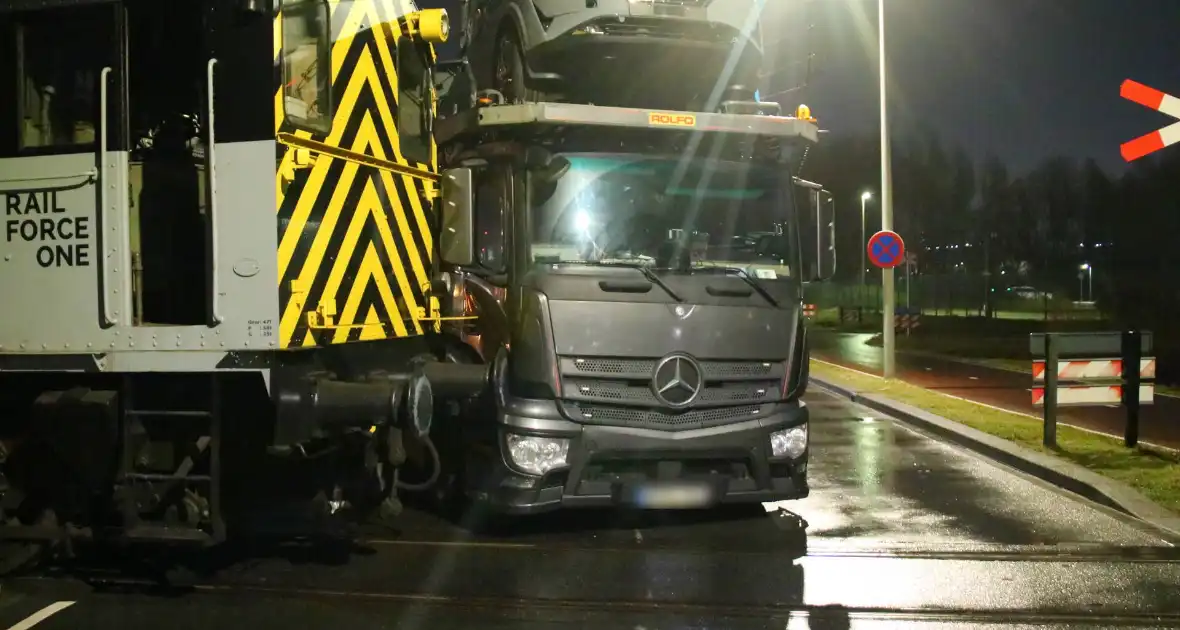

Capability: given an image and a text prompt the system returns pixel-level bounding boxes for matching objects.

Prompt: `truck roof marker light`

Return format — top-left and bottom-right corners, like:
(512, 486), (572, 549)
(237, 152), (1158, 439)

(476, 89), (506, 108)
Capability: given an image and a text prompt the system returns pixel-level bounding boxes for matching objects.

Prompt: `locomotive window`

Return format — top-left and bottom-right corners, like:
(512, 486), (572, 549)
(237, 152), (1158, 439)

(6, 5), (118, 155)
(281, 0), (332, 133)
(396, 36), (432, 165)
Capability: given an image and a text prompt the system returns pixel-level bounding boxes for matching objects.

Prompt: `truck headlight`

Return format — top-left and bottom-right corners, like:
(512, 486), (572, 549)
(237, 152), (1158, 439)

(770, 425), (808, 459)
(505, 434), (569, 476)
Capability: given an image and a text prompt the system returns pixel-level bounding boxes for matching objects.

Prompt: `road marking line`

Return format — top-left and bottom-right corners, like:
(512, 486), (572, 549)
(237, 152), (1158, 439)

(812, 358), (883, 379)
(6, 602), (74, 630)
(810, 359), (1180, 454)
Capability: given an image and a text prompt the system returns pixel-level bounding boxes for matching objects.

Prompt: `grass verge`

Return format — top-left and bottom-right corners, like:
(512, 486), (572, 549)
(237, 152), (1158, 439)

(809, 359), (1180, 515)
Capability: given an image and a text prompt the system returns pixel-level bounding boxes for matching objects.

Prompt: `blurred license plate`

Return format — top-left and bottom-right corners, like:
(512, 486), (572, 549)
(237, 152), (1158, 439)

(631, 482), (714, 509)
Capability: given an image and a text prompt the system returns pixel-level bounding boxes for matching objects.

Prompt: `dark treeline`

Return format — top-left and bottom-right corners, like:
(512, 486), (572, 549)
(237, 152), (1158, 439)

(799, 130), (1180, 335)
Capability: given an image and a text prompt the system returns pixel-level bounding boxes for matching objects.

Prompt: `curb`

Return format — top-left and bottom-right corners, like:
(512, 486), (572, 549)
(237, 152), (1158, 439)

(810, 375), (1180, 540)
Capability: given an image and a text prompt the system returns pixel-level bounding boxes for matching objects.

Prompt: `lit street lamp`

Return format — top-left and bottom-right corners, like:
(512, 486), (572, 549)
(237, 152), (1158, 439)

(860, 191), (872, 286)
(1080, 263), (1093, 302)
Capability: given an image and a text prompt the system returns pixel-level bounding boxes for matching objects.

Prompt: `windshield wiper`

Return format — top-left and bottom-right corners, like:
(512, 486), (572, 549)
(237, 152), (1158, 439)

(554, 261), (684, 303)
(690, 266), (780, 308)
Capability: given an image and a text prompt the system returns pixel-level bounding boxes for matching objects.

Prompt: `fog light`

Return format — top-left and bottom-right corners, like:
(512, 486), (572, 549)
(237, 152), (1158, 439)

(770, 425), (807, 459)
(505, 434), (569, 476)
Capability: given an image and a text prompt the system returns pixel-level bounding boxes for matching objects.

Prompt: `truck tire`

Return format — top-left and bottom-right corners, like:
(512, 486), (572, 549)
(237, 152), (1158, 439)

(493, 26), (549, 104)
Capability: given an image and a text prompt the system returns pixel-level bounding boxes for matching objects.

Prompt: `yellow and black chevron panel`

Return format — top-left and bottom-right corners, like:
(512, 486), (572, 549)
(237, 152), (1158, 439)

(274, 0), (437, 349)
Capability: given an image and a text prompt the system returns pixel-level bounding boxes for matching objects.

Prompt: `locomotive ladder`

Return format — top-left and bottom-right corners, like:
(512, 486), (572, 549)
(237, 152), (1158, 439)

(116, 373), (225, 545)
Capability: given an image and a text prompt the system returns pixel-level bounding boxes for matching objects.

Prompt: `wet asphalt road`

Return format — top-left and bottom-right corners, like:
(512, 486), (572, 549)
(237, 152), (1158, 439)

(811, 330), (1180, 449)
(3, 389), (1180, 629)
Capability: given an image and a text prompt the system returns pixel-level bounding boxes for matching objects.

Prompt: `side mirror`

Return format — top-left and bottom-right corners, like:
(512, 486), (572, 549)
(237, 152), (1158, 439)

(796, 183), (835, 282)
(440, 168), (474, 266)
(813, 190), (836, 280)
(523, 146), (553, 170)
(457, 0), (470, 53)
(535, 155), (570, 184)
(524, 146), (570, 184)
(434, 59), (476, 116)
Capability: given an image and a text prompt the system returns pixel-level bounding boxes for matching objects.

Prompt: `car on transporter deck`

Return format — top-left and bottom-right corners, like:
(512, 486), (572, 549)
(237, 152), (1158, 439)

(459, 0), (765, 109)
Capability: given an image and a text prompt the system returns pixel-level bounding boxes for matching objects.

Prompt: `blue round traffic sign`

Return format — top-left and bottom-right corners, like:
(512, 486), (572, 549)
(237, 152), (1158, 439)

(867, 230), (905, 268)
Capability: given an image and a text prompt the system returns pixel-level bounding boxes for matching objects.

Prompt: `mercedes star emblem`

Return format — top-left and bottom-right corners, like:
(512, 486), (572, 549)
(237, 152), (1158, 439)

(651, 354), (704, 407)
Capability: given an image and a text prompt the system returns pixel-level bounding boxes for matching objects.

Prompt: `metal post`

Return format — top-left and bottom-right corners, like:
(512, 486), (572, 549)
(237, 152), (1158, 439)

(861, 197), (867, 287)
(878, 0), (895, 378)
(1123, 330), (1141, 448)
(983, 231), (991, 318)
(1043, 334), (1058, 448)
(1088, 267), (1093, 302)
(905, 260), (911, 337)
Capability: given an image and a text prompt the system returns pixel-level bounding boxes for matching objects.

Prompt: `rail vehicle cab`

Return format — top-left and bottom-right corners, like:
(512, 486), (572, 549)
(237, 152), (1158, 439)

(0, 0), (448, 356)
(0, 0), (469, 554)
(0, 0), (266, 347)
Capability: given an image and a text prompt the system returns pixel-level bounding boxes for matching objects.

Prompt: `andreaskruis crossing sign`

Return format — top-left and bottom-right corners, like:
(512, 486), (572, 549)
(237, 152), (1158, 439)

(1121, 79), (1180, 161)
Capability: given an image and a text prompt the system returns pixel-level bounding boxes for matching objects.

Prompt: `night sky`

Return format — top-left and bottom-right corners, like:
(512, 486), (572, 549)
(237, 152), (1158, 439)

(427, 0), (1180, 174)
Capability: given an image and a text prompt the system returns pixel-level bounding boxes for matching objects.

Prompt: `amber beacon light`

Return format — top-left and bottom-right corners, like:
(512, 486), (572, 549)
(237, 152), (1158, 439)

(410, 9), (449, 44)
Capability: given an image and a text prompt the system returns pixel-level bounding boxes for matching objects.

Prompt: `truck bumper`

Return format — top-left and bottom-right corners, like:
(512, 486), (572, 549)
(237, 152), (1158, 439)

(465, 401), (809, 515)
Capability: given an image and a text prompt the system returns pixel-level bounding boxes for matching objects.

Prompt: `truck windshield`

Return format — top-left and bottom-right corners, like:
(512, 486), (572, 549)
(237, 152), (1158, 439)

(529, 153), (795, 278)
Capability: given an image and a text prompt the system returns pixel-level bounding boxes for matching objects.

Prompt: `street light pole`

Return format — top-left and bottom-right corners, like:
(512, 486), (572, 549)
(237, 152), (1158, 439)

(879, 0), (896, 379)
(1081, 263), (1093, 301)
(860, 191), (872, 286)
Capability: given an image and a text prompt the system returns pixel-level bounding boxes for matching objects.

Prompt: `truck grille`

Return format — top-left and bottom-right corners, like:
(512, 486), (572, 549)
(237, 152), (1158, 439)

(558, 356), (786, 431)
(562, 357), (780, 380)
(565, 379), (772, 406)
(564, 402), (762, 432)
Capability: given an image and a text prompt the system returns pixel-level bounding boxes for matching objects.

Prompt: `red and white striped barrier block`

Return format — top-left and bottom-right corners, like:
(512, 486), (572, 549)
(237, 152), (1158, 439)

(1032, 384), (1154, 407)
(894, 313), (920, 331)
(1032, 358), (1156, 382)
